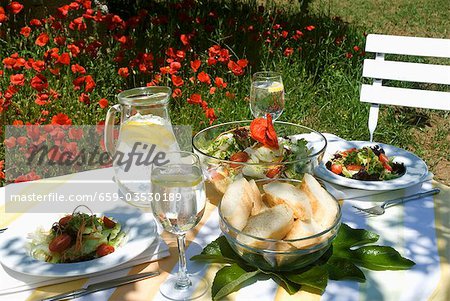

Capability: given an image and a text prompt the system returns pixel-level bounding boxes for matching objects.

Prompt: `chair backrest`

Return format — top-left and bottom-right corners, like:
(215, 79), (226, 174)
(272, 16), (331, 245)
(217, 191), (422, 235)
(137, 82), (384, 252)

(360, 34), (450, 141)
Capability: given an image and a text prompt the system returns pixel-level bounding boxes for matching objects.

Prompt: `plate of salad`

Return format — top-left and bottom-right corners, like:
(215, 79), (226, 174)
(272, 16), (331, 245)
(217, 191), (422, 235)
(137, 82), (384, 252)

(0, 206), (157, 277)
(314, 140), (429, 191)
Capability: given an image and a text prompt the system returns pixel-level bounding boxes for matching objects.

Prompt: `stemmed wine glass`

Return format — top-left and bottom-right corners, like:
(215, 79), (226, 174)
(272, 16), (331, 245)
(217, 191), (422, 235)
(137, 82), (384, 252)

(150, 151), (208, 300)
(250, 71), (285, 120)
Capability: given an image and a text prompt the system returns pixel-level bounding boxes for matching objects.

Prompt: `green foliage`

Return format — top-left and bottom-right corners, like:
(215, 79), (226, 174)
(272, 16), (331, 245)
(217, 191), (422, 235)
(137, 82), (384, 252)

(191, 224), (415, 300)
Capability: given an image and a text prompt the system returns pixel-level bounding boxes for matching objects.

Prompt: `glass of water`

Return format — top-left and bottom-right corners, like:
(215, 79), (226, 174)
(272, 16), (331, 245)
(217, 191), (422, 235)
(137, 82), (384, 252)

(150, 151), (208, 300)
(250, 71), (285, 120)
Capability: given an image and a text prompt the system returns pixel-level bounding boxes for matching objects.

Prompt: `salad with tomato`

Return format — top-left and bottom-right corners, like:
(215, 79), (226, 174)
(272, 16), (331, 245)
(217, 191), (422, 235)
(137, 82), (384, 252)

(27, 209), (125, 263)
(326, 145), (406, 181)
(201, 114), (311, 180)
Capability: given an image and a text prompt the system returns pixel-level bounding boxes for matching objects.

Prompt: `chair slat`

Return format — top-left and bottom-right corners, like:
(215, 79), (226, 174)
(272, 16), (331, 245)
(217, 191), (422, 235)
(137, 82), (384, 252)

(360, 84), (450, 110)
(363, 59), (450, 85)
(365, 34), (450, 58)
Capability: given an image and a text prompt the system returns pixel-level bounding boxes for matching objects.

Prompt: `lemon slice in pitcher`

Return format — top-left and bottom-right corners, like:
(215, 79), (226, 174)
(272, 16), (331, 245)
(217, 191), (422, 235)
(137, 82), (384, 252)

(268, 82), (284, 93)
(120, 115), (176, 149)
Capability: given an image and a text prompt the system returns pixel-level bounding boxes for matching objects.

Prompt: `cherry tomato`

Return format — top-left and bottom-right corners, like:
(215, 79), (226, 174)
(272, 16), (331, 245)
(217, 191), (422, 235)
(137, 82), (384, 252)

(346, 164), (362, 171)
(49, 234), (72, 253)
(229, 152), (249, 168)
(331, 164), (343, 175)
(96, 244), (115, 257)
(379, 153), (389, 164)
(58, 215), (72, 227)
(342, 148), (357, 157)
(383, 162), (393, 172)
(266, 166), (282, 178)
(103, 216), (116, 229)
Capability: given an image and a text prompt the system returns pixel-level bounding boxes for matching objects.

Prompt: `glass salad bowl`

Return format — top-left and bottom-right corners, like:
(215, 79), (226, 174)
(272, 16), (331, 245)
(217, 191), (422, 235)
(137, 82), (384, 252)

(218, 179), (341, 271)
(192, 120), (327, 196)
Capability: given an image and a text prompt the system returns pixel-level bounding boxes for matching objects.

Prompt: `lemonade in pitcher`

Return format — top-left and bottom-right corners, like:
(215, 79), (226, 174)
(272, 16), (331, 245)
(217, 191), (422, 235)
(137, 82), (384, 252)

(104, 87), (180, 207)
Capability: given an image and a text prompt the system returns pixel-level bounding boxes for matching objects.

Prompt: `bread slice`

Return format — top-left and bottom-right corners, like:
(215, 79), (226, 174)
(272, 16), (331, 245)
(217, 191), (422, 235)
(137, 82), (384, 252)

(263, 182), (312, 220)
(248, 179), (265, 215)
(284, 219), (321, 249)
(237, 204), (294, 248)
(220, 177), (253, 231)
(300, 174), (339, 230)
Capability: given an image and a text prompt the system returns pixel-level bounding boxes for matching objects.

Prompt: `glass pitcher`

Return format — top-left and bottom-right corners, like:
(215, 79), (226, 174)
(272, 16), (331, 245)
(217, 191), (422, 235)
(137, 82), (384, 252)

(104, 86), (179, 206)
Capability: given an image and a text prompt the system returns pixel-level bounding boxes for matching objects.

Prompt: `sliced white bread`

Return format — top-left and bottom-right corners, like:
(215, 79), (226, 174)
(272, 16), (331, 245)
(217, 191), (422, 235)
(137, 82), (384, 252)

(284, 219), (322, 249)
(300, 173), (339, 230)
(263, 182), (312, 220)
(220, 177), (253, 231)
(248, 179), (265, 215)
(237, 204), (294, 248)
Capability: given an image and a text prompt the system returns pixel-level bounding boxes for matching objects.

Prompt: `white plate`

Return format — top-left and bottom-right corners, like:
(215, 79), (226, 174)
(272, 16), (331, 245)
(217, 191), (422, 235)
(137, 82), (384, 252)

(0, 206), (157, 277)
(314, 140), (428, 191)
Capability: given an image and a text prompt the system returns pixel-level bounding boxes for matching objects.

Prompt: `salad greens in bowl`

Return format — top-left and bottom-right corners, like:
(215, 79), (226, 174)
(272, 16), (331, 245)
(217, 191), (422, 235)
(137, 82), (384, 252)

(192, 118), (327, 195)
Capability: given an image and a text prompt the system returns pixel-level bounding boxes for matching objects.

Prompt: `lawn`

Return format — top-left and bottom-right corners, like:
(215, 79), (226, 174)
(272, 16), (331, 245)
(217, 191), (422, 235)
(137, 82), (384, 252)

(0, 0), (448, 184)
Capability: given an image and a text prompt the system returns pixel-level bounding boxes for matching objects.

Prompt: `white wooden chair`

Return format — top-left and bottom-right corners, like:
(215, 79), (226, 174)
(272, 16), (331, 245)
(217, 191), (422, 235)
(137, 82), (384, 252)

(360, 34), (450, 142)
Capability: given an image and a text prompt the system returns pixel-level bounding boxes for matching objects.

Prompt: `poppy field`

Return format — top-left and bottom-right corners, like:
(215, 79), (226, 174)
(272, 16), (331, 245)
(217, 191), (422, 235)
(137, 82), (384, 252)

(0, 0), (447, 185)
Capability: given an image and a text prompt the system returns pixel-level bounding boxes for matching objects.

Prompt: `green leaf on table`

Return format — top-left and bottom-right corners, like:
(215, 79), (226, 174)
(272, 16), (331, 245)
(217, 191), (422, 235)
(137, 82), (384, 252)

(191, 236), (240, 264)
(339, 245), (416, 271)
(212, 263), (261, 300)
(333, 223), (380, 249)
(325, 257), (366, 282)
(266, 272), (302, 295)
(285, 265), (329, 294)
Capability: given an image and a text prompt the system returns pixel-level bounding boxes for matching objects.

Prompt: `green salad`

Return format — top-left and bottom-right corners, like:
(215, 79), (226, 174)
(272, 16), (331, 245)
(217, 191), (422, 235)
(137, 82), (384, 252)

(202, 126), (311, 180)
(28, 209), (126, 263)
(326, 145), (406, 181)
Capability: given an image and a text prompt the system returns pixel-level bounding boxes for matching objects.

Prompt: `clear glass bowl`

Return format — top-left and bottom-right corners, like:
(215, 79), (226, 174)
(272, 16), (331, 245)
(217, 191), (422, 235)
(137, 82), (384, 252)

(192, 120), (327, 195)
(218, 179), (341, 271)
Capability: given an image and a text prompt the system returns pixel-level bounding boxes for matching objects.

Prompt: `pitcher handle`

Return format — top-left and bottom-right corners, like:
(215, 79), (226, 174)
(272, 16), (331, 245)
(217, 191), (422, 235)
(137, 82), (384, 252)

(104, 104), (121, 157)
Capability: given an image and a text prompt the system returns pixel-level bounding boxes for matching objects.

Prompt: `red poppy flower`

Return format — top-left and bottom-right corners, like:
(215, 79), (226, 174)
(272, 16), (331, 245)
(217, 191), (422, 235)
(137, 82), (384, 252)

(190, 60), (201, 72)
(57, 52), (70, 65)
(30, 74), (48, 92)
(215, 77), (227, 88)
(71, 64), (86, 74)
(209, 87), (216, 94)
(98, 98), (108, 109)
(12, 120), (24, 126)
(73, 76), (85, 90)
(84, 75), (95, 92)
(69, 2), (80, 10)
(281, 30), (289, 38)
(345, 52), (353, 59)
(0, 13), (7, 23)
(353, 45), (361, 52)
(225, 91), (235, 99)
(35, 33), (49, 47)
(8, 2), (24, 14)
(10, 74), (25, 86)
(118, 67), (129, 78)
(305, 25), (315, 31)
(218, 49), (230, 63)
(69, 128), (84, 140)
(283, 47), (294, 57)
(205, 108), (217, 125)
(30, 19), (42, 26)
(172, 88), (182, 98)
(176, 50), (186, 61)
(207, 57), (217, 66)
(67, 44), (80, 57)
(237, 59), (248, 68)
(4, 137), (16, 148)
(35, 93), (49, 105)
(20, 26), (31, 37)
(69, 17), (87, 31)
(79, 93), (90, 104)
(187, 93), (202, 105)
(57, 5), (70, 18)
(228, 60), (244, 76)
(31, 60), (45, 72)
(197, 71), (211, 85)
(250, 114), (279, 149)
(170, 61), (181, 72)
(54, 36), (66, 46)
(3, 57), (16, 69)
(16, 136), (28, 146)
(171, 75), (184, 87)
(180, 34), (190, 46)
